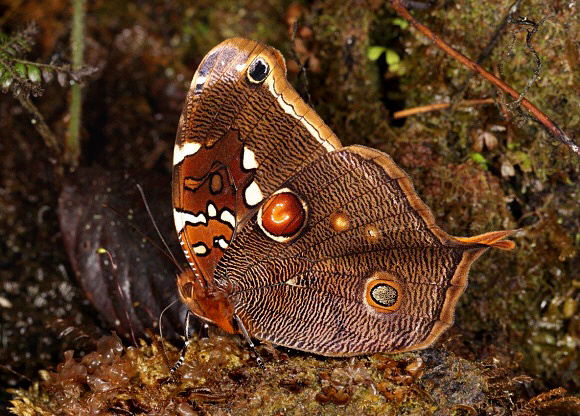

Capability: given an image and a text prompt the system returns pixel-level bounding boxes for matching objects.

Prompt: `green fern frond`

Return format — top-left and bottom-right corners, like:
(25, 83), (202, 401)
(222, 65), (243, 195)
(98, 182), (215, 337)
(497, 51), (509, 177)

(0, 22), (96, 98)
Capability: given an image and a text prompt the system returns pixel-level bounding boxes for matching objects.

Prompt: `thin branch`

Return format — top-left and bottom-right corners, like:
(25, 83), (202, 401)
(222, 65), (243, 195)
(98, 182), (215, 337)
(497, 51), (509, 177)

(504, 14), (552, 109)
(290, 21), (312, 107)
(16, 93), (60, 155)
(66, 0), (85, 166)
(391, 0), (579, 158)
(393, 98), (494, 119)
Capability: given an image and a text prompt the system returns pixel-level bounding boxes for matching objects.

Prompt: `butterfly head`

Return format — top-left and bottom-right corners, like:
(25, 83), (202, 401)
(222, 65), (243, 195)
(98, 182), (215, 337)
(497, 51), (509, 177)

(177, 268), (236, 334)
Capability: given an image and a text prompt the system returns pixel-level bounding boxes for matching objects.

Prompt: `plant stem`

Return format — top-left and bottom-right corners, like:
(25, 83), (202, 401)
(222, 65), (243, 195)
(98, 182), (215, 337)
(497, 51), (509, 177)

(67, 0), (85, 166)
(16, 94), (60, 154)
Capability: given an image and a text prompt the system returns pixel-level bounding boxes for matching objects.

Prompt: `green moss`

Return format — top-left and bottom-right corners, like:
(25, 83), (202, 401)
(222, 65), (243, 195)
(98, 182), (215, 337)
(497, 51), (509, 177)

(11, 334), (580, 414)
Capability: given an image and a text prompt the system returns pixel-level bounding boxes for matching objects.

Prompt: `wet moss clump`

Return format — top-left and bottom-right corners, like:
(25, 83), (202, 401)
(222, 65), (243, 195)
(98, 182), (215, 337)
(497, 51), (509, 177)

(9, 333), (580, 415)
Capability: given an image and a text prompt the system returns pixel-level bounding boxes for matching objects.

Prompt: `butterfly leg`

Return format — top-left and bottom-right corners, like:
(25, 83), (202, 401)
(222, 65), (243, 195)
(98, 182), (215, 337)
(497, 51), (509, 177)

(234, 313), (265, 370)
(170, 309), (193, 374)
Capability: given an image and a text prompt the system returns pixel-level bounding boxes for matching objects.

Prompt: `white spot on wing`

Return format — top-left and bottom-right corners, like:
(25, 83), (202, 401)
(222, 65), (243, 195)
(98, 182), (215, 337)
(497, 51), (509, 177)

(220, 209), (236, 229)
(207, 203), (217, 218)
(193, 244), (208, 255)
(180, 211), (207, 226)
(216, 237), (229, 249)
(285, 277), (298, 286)
(173, 209), (183, 233)
(235, 63), (246, 71)
(242, 146), (258, 170)
(173, 142), (201, 165)
(195, 75), (206, 85)
(244, 181), (263, 206)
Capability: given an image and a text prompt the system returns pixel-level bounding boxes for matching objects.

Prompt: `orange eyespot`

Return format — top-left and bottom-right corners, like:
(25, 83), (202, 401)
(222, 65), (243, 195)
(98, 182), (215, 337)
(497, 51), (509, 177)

(366, 273), (404, 313)
(261, 192), (305, 237)
(364, 224), (381, 243)
(330, 211), (350, 232)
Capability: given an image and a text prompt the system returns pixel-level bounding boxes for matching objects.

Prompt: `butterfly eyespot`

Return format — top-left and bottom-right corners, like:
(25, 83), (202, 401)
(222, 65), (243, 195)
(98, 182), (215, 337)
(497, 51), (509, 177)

(371, 284), (398, 307)
(330, 211), (350, 232)
(366, 273), (403, 313)
(258, 189), (307, 242)
(247, 58), (269, 83)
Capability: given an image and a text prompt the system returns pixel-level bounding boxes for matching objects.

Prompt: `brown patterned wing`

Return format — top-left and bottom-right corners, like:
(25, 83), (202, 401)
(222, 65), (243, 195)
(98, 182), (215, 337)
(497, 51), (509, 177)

(172, 38), (341, 309)
(217, 146), (514, 355)
(173, 38), (340, 332)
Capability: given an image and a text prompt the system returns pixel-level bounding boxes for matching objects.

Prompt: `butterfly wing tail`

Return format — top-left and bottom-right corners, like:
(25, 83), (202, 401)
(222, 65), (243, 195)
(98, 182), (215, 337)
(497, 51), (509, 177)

(455, 230), (517, 251)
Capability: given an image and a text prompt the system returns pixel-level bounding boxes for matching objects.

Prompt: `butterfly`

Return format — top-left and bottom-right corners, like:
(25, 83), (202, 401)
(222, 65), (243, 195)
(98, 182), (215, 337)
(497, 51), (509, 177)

(172, 38), (514, 357)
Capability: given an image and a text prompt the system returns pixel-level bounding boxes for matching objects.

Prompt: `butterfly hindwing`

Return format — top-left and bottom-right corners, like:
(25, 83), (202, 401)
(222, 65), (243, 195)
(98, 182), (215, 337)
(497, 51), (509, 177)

(218, 146), (505, 355)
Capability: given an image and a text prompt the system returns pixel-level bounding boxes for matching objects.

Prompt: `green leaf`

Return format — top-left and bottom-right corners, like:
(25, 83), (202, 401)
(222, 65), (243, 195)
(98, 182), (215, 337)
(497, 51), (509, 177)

(27, 64), (41, 83)
(1, 74), (13, 89)
(385, 49), (400, 66)
(367, 46), (387, 61)
(392, 18), (409, 30)
(14, 62), (26, 78)
(471, 153), (488, 170)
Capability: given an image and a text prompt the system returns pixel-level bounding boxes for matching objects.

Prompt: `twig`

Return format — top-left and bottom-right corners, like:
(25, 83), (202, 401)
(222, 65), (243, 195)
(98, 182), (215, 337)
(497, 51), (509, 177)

(394, 98), (494, 119)
(504, 14), (552, 110)
(391, 0), (580, 158)
(16, 94), (61, 157)
(290, 21), (312, 107)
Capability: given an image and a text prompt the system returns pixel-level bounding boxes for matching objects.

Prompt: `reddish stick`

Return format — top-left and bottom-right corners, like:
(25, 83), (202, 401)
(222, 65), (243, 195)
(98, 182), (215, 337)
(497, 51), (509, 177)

(391, 0), (579, 158)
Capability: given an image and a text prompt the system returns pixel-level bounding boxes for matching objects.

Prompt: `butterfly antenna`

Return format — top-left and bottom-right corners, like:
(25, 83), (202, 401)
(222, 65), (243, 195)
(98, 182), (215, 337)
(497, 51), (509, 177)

(136, 184), (182, 270)
(98, 247), (138, 347)
(234, 314), (265, 371)
(170, 310), (193, 374)
(158, 299), (178, 371)
(102, 202), (183, 273)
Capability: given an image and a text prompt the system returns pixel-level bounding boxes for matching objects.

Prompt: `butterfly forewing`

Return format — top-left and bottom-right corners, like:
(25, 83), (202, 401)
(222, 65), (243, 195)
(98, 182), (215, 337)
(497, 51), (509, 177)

(173, 38), (342, 284)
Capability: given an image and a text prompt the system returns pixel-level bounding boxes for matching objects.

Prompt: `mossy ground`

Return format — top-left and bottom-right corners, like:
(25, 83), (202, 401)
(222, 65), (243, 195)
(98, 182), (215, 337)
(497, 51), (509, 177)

(9, 333), (580, 414)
